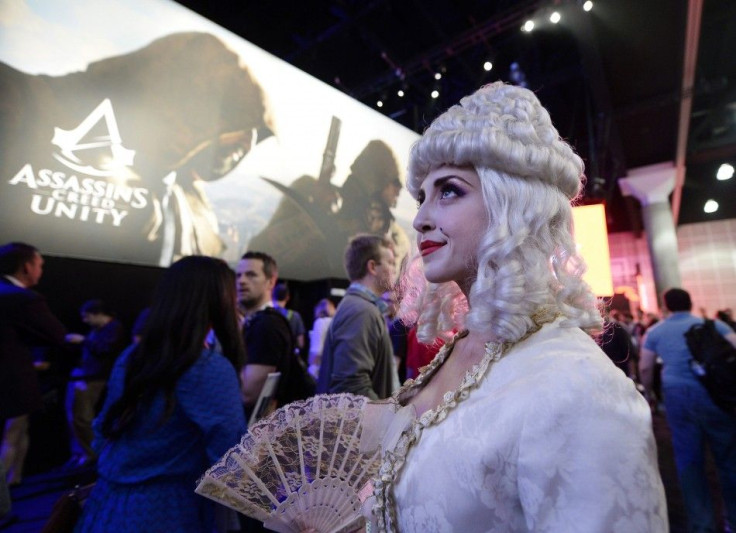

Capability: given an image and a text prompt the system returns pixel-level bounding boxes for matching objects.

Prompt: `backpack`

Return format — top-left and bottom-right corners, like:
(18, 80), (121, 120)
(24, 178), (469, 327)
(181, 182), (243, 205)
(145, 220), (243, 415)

(684, 319), (736, 414)
(282, 348), (316, 404)
(263, 308), (316, 404)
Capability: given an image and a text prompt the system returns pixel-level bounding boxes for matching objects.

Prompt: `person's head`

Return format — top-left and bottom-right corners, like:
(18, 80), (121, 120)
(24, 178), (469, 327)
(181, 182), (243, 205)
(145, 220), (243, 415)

(314, 298), (336, 319)
(272, 282), (290, 305)
(412, 165), (488, 292)
(347, 140), (402, 206)
(0, 242), (43, 288)
(102, 255), (244, 438)
(237, 251), (278, 311)
(662, 288), (692, 312)
(80, 299), (114, 328)
(401, 82), (601, 343)
(344, 234), (396, 294)
(147, 256), (241, 341)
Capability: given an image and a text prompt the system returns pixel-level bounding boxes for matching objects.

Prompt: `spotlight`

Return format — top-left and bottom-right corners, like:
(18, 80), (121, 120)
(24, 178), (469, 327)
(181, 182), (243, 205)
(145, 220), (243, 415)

(397, 89), (405, 97)
(377, 100), (383, 108)
(431, 90), (439, 99)
(522, 20), (535, 32)
(704, 199), (719, 213)
(583, 1), (593, 11)
(716, 163), (734, 181)
(550, 11), (561, 23)
(434, 72), (442, 80)
(483, 61), (493, 71)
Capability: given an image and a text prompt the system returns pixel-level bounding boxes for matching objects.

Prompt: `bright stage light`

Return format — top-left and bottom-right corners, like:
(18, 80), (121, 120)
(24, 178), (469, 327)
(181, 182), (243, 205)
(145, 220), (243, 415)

(704, 199), (719, 213)
(716, 163), (734, 180)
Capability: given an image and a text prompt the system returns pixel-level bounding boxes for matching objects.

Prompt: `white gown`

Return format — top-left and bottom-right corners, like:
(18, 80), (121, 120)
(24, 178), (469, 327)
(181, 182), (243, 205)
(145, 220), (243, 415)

(375, 319), (668, 532)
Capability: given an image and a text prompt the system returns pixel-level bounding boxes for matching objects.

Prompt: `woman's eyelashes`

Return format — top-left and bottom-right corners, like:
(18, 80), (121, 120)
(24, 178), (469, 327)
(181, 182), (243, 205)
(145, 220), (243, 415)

(416, 178), (465, 209)
(416, 191), (425, 209)
(439, 181), (465, 200)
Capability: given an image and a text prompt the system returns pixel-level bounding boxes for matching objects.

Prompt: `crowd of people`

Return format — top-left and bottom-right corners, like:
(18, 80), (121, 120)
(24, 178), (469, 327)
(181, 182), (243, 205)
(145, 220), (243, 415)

(1, 81), (735, 533)
(596, 294), (736, 533)
(640, 290), (736, 533)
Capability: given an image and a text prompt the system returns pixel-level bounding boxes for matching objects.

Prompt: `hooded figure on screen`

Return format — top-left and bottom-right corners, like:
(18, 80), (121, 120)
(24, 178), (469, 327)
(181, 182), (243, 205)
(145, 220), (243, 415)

(248, 139), (410, 280)
(0, 32), (273, 265)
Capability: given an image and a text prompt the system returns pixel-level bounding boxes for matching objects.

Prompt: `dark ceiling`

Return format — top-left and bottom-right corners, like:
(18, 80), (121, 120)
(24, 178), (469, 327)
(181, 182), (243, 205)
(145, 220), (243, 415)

(175, 0), (736, 233)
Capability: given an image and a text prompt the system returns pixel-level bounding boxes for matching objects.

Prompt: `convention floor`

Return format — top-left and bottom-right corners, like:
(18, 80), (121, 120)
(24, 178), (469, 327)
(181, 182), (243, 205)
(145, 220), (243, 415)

(0, 411), (727, 532)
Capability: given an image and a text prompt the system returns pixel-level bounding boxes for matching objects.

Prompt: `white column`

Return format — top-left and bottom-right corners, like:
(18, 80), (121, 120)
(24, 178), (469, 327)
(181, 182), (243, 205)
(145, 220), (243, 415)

(619, 163), (682, 306)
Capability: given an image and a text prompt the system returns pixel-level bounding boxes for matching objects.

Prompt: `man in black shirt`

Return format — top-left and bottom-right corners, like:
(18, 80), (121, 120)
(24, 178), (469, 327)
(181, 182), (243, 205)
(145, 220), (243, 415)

(236, 252), (292, 415)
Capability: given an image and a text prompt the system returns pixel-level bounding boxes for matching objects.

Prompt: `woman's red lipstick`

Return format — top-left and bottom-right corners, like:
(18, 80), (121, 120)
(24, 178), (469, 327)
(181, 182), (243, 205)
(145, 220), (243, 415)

(420, 240), (444, 256)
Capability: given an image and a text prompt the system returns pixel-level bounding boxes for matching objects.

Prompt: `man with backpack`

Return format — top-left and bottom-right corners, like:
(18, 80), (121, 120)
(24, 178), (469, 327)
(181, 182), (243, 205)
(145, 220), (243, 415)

(236, 252), (293, 416)
(236, 252), (314, 420)
(640, 288), (736, 533)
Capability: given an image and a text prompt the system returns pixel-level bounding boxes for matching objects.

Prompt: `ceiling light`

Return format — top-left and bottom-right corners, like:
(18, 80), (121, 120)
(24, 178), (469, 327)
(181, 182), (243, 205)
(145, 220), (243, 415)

(583, 1), (593, 11)
(522, 20), (535, 32)
(550, 12), (561, 23)
(716, 163), (734, 180)
(397, 89), (404, 97)
(704, 199), (719, 213)
(377, 100), (383, 108)
(434, 72), (442, 80)
(483, 61), (493, 71)
(431, 90), (439, 99)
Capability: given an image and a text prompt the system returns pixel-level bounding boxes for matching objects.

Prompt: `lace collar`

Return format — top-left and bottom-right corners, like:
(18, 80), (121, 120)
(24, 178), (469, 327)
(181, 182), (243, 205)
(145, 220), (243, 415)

(372, 309), (558, 532)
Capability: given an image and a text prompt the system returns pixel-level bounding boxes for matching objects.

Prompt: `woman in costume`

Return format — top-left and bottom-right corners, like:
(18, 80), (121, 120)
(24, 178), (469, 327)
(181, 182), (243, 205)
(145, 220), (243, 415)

(366, 82), (668, 531)
(76, 256), (246, 532)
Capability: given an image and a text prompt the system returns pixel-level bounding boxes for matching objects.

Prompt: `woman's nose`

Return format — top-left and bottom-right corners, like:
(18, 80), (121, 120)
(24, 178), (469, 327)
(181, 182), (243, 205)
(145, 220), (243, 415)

(413, 202), (435, 233)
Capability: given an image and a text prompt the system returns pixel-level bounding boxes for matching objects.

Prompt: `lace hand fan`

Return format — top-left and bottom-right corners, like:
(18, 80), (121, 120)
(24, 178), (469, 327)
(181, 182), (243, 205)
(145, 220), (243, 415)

(196, 393), (381, 533)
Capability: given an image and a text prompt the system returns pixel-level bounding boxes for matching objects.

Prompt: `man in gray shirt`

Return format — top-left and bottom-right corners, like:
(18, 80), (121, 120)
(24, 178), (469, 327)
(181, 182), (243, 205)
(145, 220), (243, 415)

(317, 234), (398, 399)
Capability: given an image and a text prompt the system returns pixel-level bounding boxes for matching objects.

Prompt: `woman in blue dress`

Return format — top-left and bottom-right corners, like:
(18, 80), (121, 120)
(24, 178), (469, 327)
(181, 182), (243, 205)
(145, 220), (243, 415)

(76, 256), (247, 532)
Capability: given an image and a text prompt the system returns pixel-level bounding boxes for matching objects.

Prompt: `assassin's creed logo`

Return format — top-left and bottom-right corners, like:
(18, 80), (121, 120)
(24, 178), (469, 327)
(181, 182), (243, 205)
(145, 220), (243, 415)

(51, 98), (136, 177)
(8, 98), (150, 227)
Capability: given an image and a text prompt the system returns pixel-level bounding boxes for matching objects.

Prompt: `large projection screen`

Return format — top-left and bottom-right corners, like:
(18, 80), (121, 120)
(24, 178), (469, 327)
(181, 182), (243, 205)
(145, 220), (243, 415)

(0, 0), (420, 280)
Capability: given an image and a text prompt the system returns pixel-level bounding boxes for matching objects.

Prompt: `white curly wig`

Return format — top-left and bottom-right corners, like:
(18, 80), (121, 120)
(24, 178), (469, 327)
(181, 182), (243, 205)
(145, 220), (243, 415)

(400, 82), (602, 344)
